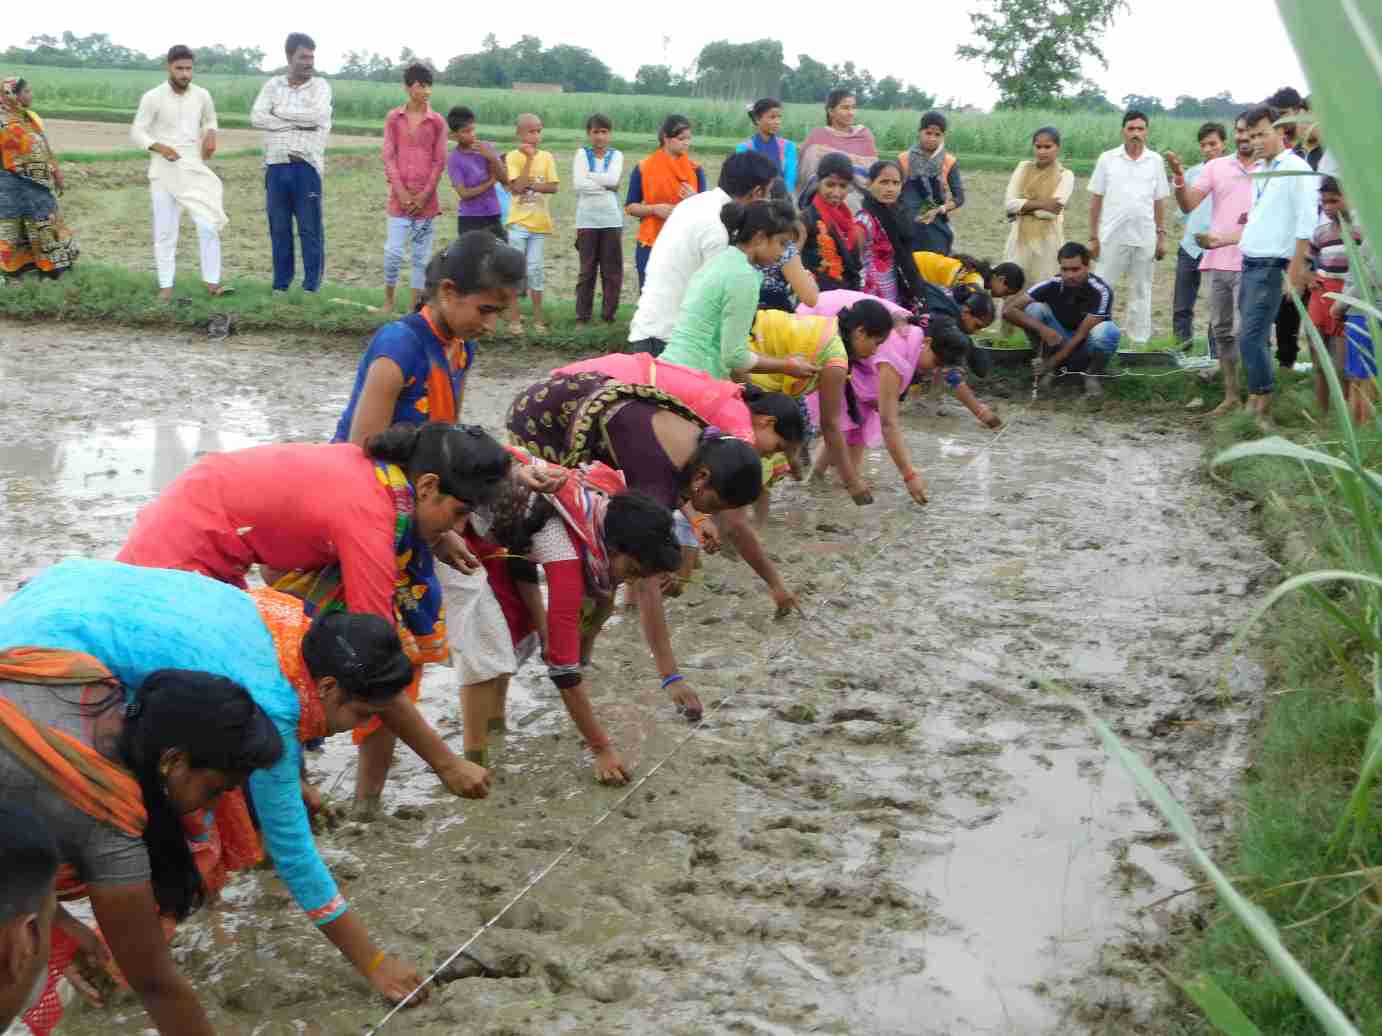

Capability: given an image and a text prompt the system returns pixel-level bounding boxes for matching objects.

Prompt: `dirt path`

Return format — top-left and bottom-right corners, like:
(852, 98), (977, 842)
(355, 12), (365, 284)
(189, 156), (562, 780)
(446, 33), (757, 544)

(45, 118), (381, 154)
(0, 321), (1267, 1035)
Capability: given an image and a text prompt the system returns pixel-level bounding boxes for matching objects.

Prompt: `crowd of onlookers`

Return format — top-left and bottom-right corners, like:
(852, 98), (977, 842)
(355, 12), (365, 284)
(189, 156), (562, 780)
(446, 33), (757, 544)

(2, 32), (1372, 424)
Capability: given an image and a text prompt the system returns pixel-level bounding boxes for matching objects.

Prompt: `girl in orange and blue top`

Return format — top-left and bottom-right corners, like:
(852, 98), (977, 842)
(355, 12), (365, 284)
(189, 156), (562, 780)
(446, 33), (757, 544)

(335, 232), (527, 440)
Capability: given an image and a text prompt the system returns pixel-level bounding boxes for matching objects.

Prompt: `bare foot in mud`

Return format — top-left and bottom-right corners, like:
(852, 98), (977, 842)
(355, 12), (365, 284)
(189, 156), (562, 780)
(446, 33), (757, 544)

(301, 778), (324, 815)
(1201, 399), (1241, 419)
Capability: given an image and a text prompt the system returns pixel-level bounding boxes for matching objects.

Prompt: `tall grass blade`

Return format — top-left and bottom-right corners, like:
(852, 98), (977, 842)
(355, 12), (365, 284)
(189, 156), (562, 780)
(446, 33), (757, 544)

(1062, 687), (1365, 1036)
(1172, 974), (1265, 1036)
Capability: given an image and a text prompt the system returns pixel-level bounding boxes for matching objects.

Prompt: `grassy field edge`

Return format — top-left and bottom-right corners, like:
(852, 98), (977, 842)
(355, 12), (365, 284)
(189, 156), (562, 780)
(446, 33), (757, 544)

(1157, 387), (1382, 1033)
(41, 107), (1088, 174)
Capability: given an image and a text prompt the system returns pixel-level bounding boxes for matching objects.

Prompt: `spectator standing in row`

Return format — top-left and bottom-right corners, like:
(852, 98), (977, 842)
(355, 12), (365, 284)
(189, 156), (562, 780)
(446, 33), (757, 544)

(251, 32), (332, 293)
(627, 151), (779, 354)
(737, 98), (798, 195)
(381, 63), (446, 312)
(1204, 105), (1318, 426)
(1089, 110), (1170, 345)
(899, 111), (964, 256)
(446, 106), (507, 240)
(1266, 86), (1311, 368)
(797, 88), (876, 211)
(572, 113), (624, 325)
(1003, 126), (1076, 285)
(502, 113), (558, 334)
(1170, 122), (1226, 349)
(1168, 113), (1262, 417)
(131, 46), (229, 302)
(625, 115), (705, 290)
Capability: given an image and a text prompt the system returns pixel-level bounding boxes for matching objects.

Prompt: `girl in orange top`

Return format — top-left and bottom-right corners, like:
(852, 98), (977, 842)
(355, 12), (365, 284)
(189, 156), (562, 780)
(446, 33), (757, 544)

(624, 114), (706, 287)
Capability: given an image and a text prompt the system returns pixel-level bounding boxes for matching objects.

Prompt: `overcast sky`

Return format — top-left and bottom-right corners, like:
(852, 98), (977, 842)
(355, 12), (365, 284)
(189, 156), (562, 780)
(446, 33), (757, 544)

(8, 0), (1306, 109)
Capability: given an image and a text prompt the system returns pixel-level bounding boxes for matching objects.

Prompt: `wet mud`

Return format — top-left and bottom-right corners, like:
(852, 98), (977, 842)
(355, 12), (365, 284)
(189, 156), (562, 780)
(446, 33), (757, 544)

(0, 320), (1269, 1034)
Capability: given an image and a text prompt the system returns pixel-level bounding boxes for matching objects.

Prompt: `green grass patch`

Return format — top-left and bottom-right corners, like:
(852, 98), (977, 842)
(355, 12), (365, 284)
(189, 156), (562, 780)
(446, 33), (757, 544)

(0, 261), (631, 353)
(1153, 380), (1382, 1034)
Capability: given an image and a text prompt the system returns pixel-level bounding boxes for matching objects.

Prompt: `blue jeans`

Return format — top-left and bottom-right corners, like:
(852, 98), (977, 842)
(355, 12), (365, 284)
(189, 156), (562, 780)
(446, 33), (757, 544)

(384, 215), (436, 289)
(1238, 259), (1287, 394)
(266, 162), (325, 292)
(1023, 302), (1120, 372)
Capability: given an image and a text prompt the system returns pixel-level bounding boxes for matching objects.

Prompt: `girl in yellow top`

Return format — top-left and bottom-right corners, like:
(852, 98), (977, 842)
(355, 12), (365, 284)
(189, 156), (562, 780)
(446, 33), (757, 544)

(913, 251), (1025, 300)
(747, 303), (893, 506)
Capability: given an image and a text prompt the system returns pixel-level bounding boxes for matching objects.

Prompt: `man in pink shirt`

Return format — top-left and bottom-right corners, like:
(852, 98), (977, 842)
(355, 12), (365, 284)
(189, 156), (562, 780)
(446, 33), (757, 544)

(382, 63), (447, 311)
(1167, 113), (1261, 416)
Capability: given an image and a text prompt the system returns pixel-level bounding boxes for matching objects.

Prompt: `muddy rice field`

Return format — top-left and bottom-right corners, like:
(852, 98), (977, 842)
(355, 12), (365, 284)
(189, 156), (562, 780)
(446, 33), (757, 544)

(0, 319), (1269, 1034)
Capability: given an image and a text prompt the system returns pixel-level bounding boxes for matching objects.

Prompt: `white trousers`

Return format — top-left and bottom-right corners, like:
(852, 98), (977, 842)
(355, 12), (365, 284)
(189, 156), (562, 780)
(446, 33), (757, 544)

(1095, 239), (1155, 343)
(152, 185), (221, 289)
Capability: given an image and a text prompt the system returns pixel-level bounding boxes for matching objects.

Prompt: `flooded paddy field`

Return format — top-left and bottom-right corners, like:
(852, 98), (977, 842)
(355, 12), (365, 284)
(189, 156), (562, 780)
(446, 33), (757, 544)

(0, 320), (1269, 1035)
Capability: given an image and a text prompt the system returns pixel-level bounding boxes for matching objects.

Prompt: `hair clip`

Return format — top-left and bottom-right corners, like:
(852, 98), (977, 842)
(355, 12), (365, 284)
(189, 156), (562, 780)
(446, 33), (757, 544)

(124, 700), (144, 720)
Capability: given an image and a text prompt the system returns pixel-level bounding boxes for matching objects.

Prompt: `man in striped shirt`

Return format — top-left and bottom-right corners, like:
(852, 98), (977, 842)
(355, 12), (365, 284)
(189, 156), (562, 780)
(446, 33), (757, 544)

(250, 32), (333, 292)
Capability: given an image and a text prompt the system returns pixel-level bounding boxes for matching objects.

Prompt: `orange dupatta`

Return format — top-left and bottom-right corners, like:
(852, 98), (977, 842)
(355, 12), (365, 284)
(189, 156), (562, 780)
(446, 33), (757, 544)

(636, 148), (701, 247)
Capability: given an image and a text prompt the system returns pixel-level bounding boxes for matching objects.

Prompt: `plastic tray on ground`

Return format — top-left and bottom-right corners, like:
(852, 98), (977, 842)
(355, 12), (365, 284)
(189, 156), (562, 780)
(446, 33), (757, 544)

(1116, 349), (1180, 368)
(974, 344), (1035, 368)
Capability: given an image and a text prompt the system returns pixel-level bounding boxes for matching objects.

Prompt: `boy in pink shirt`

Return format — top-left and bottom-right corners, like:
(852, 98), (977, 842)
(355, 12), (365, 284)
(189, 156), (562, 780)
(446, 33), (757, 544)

(382, 63), (447, 311)
(1167, 114), (1261, 416)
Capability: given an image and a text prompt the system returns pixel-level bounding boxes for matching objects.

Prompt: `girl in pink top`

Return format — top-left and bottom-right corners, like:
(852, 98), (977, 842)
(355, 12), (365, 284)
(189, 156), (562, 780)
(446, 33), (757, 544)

(801, 290), (1000, 505)
(382, 65), (449, 312)
(118, 425), (510, 810)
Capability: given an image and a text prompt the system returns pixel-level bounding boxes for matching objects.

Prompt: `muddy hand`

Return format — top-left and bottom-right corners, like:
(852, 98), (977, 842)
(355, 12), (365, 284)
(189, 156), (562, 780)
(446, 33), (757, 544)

(64, 964), (105, 1008)
(371, 956), (429, 1005)
(847, 479), (874, 505)
(772, 589), (800, 619)
(594, 748), (631, 785)
(669, 680), (704, 722)
(440, 758), (490, 799)
(904, 473), (929, 505)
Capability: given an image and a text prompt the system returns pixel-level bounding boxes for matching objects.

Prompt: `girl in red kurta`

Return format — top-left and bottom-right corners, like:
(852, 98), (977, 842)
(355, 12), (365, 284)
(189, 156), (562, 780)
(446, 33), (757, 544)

(117, 425), (510, 810)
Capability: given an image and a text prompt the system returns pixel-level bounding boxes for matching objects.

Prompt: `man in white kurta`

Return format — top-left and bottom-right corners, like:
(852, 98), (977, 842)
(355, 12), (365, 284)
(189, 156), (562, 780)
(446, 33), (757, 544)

(130, 46), (229, 301)
(1088, 111), (1171, 344)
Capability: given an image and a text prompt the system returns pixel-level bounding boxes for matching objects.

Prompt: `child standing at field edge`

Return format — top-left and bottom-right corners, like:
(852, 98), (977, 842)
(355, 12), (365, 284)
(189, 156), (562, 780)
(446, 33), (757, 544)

(504, 113), (559, 334)
(572, 113), (625, 324)
(447, 105), (509, 241)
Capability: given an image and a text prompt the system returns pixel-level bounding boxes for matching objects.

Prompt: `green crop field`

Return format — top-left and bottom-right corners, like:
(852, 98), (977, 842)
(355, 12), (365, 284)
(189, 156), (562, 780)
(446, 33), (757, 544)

(11, 65), (1214, 161)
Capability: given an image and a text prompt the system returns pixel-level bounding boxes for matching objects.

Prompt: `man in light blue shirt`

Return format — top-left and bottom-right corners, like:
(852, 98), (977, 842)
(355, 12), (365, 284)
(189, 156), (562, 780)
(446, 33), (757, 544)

(1171, 122), (1226, 349)
(1206, 105), (1319, 421)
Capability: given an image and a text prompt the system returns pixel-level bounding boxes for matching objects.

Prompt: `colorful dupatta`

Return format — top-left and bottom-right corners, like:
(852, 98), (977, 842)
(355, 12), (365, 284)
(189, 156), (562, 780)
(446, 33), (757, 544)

(272, 461), (445, 741)
(503, 445), (627, 598)
(1, 78), (76, 276)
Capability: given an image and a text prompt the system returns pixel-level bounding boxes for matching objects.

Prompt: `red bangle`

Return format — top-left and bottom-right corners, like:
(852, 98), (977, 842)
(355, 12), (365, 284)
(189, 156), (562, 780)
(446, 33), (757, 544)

(900, 468), (918, 482)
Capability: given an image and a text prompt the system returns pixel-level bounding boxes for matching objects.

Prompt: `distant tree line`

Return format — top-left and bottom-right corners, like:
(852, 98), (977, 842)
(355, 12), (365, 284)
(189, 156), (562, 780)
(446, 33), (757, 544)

(4, 31), (936, 109)
(3, 30), (1266, 117)
(6, 32), (265, 75)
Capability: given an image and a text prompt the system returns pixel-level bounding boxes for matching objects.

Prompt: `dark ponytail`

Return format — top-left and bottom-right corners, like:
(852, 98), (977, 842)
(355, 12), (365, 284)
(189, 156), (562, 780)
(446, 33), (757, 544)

(742, 384), (805, 443)
(721, 199), (798, 245)
(364, 422), (512, 506)
(302, 611), (414, 703)
(928, 315), (972, 366)
(836, 300), (894, 426)
(118, 671), (283, 920)
(678, 435), (762, 509)
(953, 284), (996, 324)
(418, 231), (526, 312)
(602, 492), (682, 574)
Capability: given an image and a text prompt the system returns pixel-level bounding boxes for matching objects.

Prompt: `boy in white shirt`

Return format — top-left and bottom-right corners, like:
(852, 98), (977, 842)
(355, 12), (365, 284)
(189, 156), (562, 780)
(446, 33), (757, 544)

(572, 114), (624, 324)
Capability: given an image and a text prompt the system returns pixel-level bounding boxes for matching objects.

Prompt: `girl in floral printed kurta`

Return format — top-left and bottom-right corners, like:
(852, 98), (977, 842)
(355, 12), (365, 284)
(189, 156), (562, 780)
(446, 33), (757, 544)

(0, 78), (77, 278)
